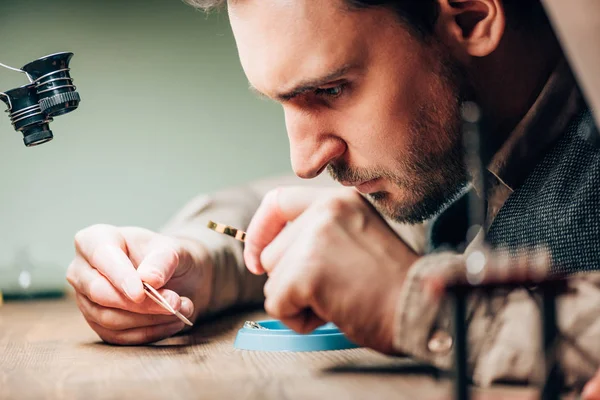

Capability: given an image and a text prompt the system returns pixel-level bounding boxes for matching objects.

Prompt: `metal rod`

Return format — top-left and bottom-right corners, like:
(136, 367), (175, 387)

(461, 101), (487, 237)
(0, 92), (12, 111)
(32, 68), (70, 84)
(540, 283), (563, 400)
(0, 62), (24, 73)
(0, 62), (33, 83)
(453, 287), (470, 400)
(36, 84), (76, 95)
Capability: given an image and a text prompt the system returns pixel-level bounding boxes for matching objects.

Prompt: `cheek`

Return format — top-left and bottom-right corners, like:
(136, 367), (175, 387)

(337, 93), (414, 168)
(346, 64), (444, 166)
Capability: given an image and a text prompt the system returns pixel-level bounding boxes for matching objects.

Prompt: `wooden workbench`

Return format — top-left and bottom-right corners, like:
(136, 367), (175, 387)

(0, 297), (539, 400)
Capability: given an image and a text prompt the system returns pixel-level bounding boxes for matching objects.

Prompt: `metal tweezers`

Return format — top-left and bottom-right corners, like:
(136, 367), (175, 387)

(143, 282), (193, 327)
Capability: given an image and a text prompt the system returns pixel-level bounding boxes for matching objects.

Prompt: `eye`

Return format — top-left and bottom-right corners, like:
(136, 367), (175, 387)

(314, 84), (344, 98)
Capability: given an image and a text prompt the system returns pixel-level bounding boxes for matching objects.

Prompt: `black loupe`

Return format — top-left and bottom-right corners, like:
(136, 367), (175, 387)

(21, 52), (80, 117)
(1, 51), (81, 147)
(0, 84), (54, 147)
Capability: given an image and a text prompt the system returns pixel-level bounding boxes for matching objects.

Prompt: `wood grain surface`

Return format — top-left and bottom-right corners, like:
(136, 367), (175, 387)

(0, 297), (539, 400)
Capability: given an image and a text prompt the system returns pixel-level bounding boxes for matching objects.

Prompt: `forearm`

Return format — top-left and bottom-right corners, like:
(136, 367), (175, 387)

(160, 183), (267, 314)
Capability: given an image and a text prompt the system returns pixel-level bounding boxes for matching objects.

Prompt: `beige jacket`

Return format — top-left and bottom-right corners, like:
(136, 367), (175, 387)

(160, 64), (600, 390)
(391, 60), (600, 388)
(161, 172), (600, 389)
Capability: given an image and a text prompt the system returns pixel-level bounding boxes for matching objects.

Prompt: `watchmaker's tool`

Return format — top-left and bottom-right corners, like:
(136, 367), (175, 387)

(206, 220), (358, 352)
(207, 220), (246, 242)
(0, 52), (81, 147)
(234, 319), (358, 352)
(450, 101), (566, 400)
(243, 321), (267, 330)
(142, 282), (193, 327)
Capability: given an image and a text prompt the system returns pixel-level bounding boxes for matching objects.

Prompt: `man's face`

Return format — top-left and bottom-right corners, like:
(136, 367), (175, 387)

(229, 0), (469, 223)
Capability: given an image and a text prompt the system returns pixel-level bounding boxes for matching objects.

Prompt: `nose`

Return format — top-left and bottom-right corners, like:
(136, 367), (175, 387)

(284, 107), (346, 179)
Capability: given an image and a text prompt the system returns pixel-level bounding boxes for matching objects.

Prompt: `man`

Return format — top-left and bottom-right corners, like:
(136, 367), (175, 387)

(66, 0), (600, 394)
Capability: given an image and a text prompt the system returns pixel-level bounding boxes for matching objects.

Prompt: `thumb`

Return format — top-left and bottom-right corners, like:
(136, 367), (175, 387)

(583, 369), (600, 400)
(244, 186), (334, 274)
(136, 246), (180, 289)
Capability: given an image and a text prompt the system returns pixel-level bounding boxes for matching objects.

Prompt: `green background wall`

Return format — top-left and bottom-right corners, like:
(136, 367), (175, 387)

(0, 0), (291, 288)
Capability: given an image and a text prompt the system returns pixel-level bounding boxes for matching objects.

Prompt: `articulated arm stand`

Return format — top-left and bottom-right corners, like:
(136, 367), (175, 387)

(448, 279), (568, 400)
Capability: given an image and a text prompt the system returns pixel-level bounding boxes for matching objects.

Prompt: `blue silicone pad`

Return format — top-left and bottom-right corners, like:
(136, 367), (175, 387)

(233, 320), (359, 352)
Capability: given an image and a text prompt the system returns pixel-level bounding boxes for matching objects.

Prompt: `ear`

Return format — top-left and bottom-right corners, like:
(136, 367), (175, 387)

(435, 0), (506, 58)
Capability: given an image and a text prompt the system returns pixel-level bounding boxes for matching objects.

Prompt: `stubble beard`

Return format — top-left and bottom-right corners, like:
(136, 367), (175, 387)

(328, 51), (470, 224)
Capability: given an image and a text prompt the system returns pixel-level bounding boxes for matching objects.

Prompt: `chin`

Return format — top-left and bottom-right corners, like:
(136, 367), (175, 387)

(368, 192), (415, 222)
(367, 190), (446, 225)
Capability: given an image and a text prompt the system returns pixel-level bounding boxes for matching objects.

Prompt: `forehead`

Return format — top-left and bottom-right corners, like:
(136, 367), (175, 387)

(228, 0), (402, 97)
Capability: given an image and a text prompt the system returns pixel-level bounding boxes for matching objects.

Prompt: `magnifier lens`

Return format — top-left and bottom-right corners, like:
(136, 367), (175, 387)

(0, 84), (53, 147)
(22, 52), (80, 117)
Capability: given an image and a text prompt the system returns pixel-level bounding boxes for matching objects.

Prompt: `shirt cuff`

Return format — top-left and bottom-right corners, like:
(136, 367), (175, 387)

(392, 251), (465, 370)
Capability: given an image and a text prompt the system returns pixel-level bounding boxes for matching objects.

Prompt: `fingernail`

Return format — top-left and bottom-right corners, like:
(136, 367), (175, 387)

(243, 249), (256, 273)
(180, 298), (195, 318)
(162, 291), (182, 311)
(245, 258), (258, 275)
(140, 268), (164, 285)
(122, 277), (143, 302)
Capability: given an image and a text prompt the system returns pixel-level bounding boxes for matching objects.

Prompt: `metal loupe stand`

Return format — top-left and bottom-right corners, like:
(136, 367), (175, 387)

(449, 102), (565, 400)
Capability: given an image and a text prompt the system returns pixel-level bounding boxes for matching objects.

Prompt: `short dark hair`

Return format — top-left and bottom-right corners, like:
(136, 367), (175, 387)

(183, 0), (224, 11)
(182, 0), (439, 37)
(345, 1), (440, 37)
(183, 0), (547, 38)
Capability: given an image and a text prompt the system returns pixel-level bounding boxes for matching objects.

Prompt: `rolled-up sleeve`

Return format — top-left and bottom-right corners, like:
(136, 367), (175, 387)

(392, 252), (600, 387)
(160, 183), (266, 314)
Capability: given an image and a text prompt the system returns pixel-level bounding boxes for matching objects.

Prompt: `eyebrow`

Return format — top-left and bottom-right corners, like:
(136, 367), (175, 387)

(249, 64), (354, 102)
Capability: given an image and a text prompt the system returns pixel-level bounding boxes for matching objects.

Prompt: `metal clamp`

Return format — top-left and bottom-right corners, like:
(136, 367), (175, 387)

(0, 62), (33, 82)
(0, 92), (12, 112)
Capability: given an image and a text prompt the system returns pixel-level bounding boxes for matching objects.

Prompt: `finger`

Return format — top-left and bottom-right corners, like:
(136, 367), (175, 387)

(582, 369), (600, 400)
(136, 246), (180, 289)
(71, 259), (181, 314)
(280, 311), (327, 334)
(76, 293), (193, 331)
(75, 226), (145, 303)
(244, 188), (287, 275)
(263, 269), (312, 324)
(264, 286), (306, 322)
(88, 320), (186, 346)
(260, 209), (317, 274)
(244, 187), (332, 274)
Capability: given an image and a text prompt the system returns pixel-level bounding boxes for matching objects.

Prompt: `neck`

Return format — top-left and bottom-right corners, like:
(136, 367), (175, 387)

(468, 27), (563, 160)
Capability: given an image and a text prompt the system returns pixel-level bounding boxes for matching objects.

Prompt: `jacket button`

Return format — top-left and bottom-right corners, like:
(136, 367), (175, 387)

(428, 330), (453, 353)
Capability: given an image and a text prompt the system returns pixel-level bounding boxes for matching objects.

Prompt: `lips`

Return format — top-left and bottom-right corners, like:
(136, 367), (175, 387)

(340, 178), (381, 194)
(355, 178), (382, 194)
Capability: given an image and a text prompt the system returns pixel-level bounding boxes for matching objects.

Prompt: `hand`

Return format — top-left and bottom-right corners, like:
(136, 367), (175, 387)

(67, 224), (212, 345)
(583, 368), (600, 400)
(243, 186), (419, 354)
